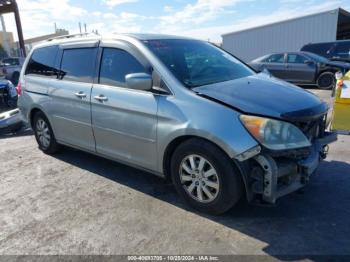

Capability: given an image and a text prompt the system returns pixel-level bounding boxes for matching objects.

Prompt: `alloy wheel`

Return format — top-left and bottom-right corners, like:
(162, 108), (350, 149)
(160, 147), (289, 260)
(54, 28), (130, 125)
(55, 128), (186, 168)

(179, 154), (220, 203)
(36, 118), (51, 149)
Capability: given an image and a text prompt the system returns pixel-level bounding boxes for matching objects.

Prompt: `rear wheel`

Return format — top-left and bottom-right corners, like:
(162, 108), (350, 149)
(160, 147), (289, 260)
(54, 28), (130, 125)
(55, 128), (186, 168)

(170, 138), (243, 215)
(317, 72), (335, 90)
(33, 112), (60, 154)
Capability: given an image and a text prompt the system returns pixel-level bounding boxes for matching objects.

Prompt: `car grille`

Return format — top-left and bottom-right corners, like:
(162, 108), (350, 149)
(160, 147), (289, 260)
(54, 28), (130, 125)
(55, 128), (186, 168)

(294, 115), (327, 142)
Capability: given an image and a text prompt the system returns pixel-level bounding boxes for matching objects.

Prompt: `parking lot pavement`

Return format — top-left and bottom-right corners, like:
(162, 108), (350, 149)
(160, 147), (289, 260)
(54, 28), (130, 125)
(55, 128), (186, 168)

(0, 89), (349, 258)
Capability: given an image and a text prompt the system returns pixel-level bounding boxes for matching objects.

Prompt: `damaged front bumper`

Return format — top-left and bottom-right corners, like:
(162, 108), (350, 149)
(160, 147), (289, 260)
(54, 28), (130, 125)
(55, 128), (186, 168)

(242, 132), (337, 204)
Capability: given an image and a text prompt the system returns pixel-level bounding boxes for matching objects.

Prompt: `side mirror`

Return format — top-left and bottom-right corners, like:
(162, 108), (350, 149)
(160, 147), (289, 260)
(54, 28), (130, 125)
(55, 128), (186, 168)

(125, 73), (153, 91)
(304, 60), (315, 65)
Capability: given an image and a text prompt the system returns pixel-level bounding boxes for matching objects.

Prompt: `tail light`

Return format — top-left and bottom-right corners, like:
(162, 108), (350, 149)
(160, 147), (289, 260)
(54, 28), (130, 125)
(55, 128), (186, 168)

(16, 82), (22, 96)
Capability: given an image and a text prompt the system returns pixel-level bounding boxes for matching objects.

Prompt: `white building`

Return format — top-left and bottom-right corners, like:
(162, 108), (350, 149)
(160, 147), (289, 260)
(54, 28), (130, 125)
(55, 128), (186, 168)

(222, 8), (350, 62)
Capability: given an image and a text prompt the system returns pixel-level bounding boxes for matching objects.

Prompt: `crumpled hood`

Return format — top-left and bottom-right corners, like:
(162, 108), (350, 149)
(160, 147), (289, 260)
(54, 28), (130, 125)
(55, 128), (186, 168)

(193, 73), (328, 121)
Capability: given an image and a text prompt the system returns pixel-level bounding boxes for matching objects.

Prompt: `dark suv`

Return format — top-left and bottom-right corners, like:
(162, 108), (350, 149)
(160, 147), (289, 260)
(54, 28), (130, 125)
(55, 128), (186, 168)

(301, 40), (350, 63)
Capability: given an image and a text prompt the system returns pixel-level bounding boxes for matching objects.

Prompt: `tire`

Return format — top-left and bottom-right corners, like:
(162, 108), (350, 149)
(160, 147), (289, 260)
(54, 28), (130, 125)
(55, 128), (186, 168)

(33, 111), (60, 154)
(317, 72), (335, 90)
(170, 138), (243, 215)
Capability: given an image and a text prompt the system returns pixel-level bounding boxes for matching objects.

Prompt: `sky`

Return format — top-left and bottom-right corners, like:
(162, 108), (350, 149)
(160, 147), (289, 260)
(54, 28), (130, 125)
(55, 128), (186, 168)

(2, 0), (350, 43)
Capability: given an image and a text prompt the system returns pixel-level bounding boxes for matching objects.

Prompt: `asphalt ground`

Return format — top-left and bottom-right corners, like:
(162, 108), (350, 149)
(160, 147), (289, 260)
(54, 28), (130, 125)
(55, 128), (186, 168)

(0, 88), (349, 260)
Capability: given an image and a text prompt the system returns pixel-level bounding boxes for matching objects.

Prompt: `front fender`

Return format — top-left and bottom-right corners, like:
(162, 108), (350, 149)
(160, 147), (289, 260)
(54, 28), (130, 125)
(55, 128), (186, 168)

(156, 94), (259, 173)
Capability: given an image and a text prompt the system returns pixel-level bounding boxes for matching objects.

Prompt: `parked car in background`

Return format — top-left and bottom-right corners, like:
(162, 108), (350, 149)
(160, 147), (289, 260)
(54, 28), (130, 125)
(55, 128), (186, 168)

(0, 80), (18, 108)
(0, 57), (25, 86)
(18, 34), (336, 214)
(0, 79), (22, 133)
(249, 51), (350, 89)
(301, 40), (350, 63)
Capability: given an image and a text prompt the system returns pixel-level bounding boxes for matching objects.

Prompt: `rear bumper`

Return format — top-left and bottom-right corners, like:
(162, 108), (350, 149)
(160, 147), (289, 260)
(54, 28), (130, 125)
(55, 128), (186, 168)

(249, 132), (337, 203)
(0, 108), (22, 129)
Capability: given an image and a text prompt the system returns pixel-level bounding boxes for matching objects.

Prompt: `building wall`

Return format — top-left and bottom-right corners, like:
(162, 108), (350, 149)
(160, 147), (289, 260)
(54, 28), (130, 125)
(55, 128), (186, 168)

(24, 29), (69, 52)
(222, 9), (339, 62)
(0, 31), (14, 50)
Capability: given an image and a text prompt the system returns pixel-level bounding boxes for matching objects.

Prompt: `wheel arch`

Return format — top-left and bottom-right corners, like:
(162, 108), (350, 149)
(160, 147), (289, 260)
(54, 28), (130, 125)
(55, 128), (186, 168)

(29, 107), (47, 128)
(162, 135), (247, 190)
(318, 67), (338, 75)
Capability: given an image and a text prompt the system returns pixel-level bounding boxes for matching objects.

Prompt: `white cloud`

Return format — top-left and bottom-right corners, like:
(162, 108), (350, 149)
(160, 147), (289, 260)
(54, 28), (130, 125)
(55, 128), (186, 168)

(164, 5), (174, 13)
(92, 11), (102, 17)
(103, 0), (138, 8)
(3, 0), (88, 40)
(160, 0), (245, 25)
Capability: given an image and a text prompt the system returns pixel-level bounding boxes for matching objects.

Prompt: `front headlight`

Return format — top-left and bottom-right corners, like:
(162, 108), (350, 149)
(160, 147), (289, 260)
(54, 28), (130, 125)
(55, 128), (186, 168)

(240, 115), (311, 150)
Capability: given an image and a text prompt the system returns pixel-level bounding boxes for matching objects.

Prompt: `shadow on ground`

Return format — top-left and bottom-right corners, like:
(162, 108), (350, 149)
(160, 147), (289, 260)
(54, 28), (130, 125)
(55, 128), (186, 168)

(50, 144), (350, 260)
(0, 126), (33, 138)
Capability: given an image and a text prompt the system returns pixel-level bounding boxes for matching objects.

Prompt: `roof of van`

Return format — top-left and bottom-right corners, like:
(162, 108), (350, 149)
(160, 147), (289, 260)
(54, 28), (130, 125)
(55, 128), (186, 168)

(122, 33), (192, 40)
(47, 33), (191, 43)
(32, 33), (194, 50)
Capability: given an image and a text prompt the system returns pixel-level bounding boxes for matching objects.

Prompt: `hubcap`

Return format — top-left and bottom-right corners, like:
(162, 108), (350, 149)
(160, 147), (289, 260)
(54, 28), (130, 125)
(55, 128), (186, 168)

(179, 154), (220, 203)
(36, 118), (51, 149)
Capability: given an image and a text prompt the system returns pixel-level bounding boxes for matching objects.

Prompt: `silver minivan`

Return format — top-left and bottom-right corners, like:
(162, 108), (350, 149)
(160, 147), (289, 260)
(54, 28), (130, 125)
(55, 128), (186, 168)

(18, 33), (337, 214)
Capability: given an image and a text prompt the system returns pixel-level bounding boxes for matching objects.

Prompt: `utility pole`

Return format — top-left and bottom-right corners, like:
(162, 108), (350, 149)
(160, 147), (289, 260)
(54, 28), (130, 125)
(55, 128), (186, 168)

(0, 15), (11, 57)
(0, 0), (26, 57)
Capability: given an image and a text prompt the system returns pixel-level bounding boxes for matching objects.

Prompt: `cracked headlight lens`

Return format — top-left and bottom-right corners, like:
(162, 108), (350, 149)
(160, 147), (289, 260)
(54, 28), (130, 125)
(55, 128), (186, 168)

(240, 115), (311, 150)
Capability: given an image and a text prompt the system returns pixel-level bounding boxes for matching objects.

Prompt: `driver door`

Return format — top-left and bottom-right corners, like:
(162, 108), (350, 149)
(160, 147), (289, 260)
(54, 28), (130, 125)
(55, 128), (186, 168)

(91, 41), (159, 171)
(286, 53), (316, 83)
(263, 53), (287, 79)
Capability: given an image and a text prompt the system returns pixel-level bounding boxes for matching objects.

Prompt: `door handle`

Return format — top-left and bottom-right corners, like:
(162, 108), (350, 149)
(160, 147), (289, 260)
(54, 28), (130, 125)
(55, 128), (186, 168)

(75, 92), (87, 98)
(94, 95), (108, 102)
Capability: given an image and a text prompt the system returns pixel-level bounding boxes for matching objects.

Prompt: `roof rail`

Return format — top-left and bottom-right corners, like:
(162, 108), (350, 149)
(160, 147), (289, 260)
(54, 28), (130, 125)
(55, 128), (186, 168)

(47, 32), (99, 42)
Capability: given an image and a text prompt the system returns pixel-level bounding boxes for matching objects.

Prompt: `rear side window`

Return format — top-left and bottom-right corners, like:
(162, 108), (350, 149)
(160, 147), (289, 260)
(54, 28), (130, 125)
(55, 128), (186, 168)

(25, 46), (59, 76)
(60, 48), (97, 83)
(265, 54), (285, 63)
(99, 48), (146, 87)
(2, 58), (19, 66)
(287, 54), (308, 64)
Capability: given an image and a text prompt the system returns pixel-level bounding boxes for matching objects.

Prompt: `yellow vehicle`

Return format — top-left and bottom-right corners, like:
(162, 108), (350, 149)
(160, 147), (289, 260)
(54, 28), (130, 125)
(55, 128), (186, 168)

(331, 71), (350, 133)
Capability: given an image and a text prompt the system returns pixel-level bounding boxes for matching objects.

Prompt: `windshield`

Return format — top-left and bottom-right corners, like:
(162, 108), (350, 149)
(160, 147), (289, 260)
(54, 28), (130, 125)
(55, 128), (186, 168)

(143, 39), (254, 88)
(1, 58), (19, 66)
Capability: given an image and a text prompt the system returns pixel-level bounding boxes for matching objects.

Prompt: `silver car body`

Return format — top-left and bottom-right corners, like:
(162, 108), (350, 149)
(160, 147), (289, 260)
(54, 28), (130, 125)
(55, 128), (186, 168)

(18, 34), (257, 174)
(18, 34), (336, 204)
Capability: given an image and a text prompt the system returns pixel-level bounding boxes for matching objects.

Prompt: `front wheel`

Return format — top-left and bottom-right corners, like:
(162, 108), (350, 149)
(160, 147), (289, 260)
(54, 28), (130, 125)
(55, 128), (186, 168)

(170, 138), (243, 215)
(317, 72), (335, 90)
(33, 112), (60, 154)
